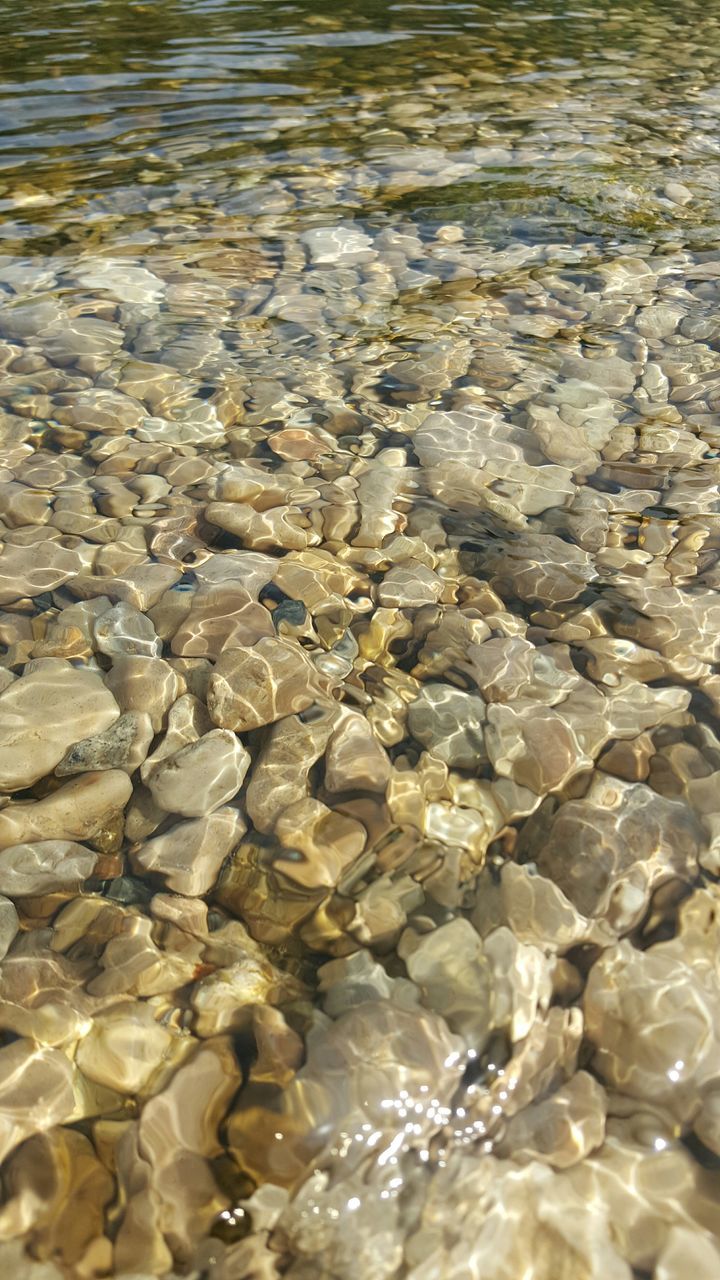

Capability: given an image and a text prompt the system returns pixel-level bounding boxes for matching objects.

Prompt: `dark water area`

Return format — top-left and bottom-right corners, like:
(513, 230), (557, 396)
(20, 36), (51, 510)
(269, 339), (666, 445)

(1, 1), (720, 1277)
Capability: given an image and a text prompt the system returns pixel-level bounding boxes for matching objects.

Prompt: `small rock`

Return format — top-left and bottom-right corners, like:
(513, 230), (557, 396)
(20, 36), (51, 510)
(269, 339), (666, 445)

(559, 354), (637, 397)
(324, 708), (391, 794)
(0, 840), (96, 901)
(0, 1040), (76, 1165)
(377, 562), (444, 608)
(93, 602), (162, 658)
(104, 656), (185, 732)
(663, 181), (693, 206)
(301, 225), (374, 265)
(76, 1003), (177, 1095)
(0, 896), (19, 959)
(144, 729), (250, 817)
(408, 684), (487, 769)
(0, 659), (120, 791)
(55, 711), (154, 776)
(274, 798), (367, 888)
(207, 636), (332, 732)
(131, 806), (246, 895)
(0, 772), (132, 852)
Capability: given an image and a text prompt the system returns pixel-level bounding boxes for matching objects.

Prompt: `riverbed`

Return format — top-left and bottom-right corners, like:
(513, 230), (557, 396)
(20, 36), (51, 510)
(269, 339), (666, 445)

(1, 1), (719, 1276)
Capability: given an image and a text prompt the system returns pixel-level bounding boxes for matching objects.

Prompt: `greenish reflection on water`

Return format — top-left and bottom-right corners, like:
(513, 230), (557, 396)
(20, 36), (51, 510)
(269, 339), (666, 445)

(1, 0), (719, 255)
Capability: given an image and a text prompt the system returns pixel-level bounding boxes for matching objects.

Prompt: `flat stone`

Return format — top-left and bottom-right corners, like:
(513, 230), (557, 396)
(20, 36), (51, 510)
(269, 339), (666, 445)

(76, 1003), (177, 1095)
(0, 541), (85, 605)
(559, 353), (637, 397)
(399, 917), (493, 1046)
(408, 684), (487, 769)
(140, 693), (212, 779)
(301, 225), (374, 265)
(131, 807), (246, 895)
(246, 710), (335, 833)
(0, 659), (120, 791)
(274, 798), (367, 888)
(70, 562), (181, 611)
(93, 602), (162, 658)
(144, 729), (250, 817)
(207, 636), (332, 732)
(0, 772), (132, 853)
(190, 961), (295, 1037)
(104, 656), (185, 732)
(485, 698), (596, 794)
(0, 896), (19, 959)
(495, 1071), (606, 1169)
(0, 1128), (114, 1268)
(377, 562), (444, 608)
(39, 317), (123, 370)
(52, 388), (146, 434)
(324, 709), (391, 794)
(75, 259), (165, 304)
(113, 1038), (240, 1271)
(170, 584), (274, 660)
(584, 932), (719, 1114)
(535, 777), (702, 930)
(0, 1040), (76, 1165)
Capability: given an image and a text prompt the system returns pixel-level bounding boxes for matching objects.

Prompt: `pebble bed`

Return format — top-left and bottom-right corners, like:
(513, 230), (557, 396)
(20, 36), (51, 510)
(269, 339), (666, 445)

(1, 1), (720, 1277)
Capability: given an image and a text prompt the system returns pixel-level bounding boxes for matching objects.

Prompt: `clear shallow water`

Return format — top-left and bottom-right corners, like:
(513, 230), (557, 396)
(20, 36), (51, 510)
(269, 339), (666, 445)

(1, 1), (720, 1277)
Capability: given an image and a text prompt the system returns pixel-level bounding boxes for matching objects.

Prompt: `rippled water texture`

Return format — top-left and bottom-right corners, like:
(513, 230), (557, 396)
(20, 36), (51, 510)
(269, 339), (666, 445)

(2, 0), (720, 1275)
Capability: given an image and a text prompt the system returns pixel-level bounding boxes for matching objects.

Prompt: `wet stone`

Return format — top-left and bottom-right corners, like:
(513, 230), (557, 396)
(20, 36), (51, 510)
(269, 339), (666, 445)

(130, 806), (247, 895)
(534, 776), (703, 931)
(0, 772), (132, 852)
(0, 659), (121, 791)
(408, 684), (487, 769)
(144, 729), (251, 818)
(93, 601), (162, 658)
(55, 710), (154, 776)
(0, 834), (95, 896)
(0, 896), (19, 959)
(207, 636), (333, 732)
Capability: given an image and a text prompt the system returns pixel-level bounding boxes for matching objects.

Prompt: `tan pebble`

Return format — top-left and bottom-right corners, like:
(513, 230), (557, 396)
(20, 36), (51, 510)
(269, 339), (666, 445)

(0, 771), (132, 851)
(377, 561), (444, 608)
(0, 659), (120, 791)
(0, 1128), (114, 1266)
(268, 427), (332, 460)
(113, 1037), (240, 1271)
(246, 710), (335, 832)
(104, 655), (185, 732)
(124, 785), (168, 843)
(663, 181), (693, 206)
(0, 1040), (76, 1164)
(144, 729), (250, 818)
(140, 692), (213, 780)
(207, 635), (333, 732)
(0, 481), (52, 528)
(190, 961), (286, 1037)
(170, 583), (274, 660)
(131, 806), (246, 896)
(0, 840), (98, 896)
(205, 500), (317, 552)
(213, 462), (299, 508)
(0, 541), (85, 606)
(69, 562), (181, 611)
(93, 601), (161, 658)
(324, 707), (391, 794)
(274, 798), (367, 888)
(76, 1004), (178, 1095)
